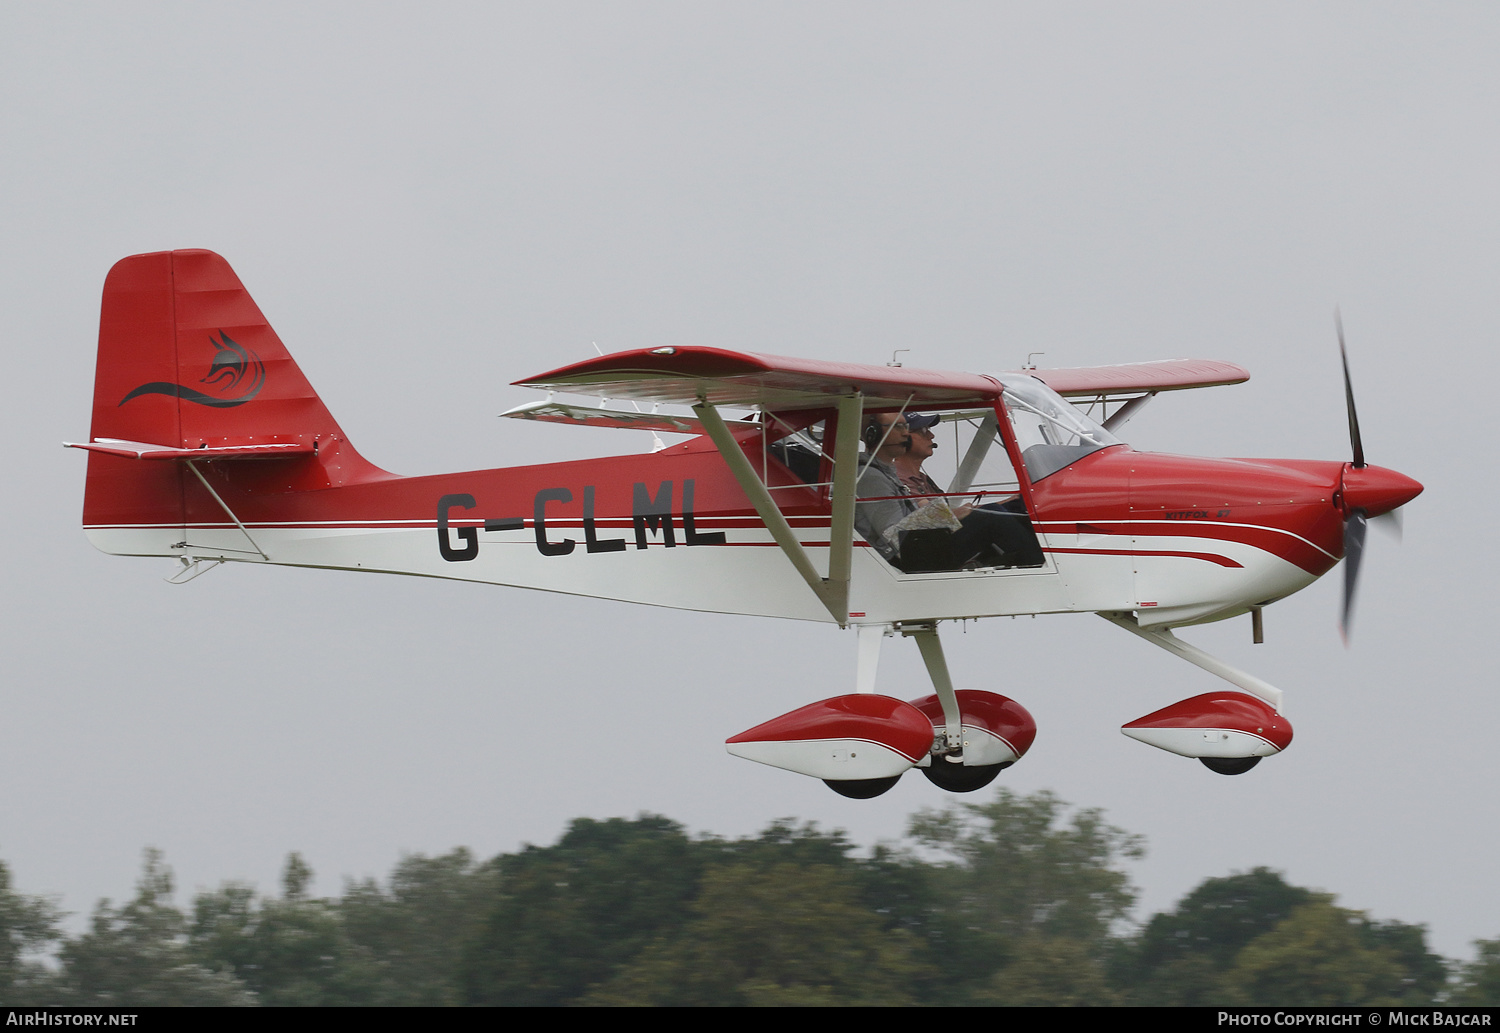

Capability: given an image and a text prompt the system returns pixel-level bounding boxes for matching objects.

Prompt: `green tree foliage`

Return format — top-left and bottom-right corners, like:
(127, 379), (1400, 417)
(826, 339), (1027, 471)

(1449, 938), (1500, 1005)
(904, 788), (1144, 1002)
(0, 860), (62, 1006)
(191, 848), (496, 1005)
(1122, 870), (1446, 1007)
(908, 789), (1145, 946)
(1222, 897), (1409, 1006)
(1121, 866), (1313, 1004)
(972, 933), (1120, 1006)
(457, 814), (945, 1006)
(337, 848), (497, 1006)
(460, 815), (707, 1006)
(700, 819), (937, 947)
(0, 790), (1474, 1007)
(1363, 916), (1448, 1004)
(55, 850), (253, 1006)
(582, 862), (930, 1006)
(189, 854), (358, 1005)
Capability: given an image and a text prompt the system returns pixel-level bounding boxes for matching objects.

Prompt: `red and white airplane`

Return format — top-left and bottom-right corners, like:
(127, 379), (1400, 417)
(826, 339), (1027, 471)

(69, 250), (1422, 798)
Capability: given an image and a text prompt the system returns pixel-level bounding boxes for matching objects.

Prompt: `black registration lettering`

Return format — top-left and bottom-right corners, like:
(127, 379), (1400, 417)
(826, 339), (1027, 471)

(437, 494), (479, 562)
(633, 481), (676, 549)
(534, 488), (576, 556)
(681, 479), (725, 546)
(584, 486), (627, 553)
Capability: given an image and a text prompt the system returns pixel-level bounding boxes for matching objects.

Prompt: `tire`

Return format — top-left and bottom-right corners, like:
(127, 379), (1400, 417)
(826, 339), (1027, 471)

(1200, 756), (1261, 775)
(823, 775), (902, 799)
(921, 760), (1009, 793)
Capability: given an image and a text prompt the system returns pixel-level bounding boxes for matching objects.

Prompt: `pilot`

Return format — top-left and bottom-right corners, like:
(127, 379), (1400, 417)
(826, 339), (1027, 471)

(857, 412), (1044, 571)
(853, 414), (919, 565)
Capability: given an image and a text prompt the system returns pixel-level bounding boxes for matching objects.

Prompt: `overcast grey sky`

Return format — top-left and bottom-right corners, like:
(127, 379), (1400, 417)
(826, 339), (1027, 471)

(2, 2), (1495, 958)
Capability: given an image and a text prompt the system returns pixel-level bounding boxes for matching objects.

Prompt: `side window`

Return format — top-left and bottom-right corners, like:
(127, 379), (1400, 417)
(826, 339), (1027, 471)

(755, 412), (831, 492)
(927, 409), (1024, 503)
(767, 419), (826, 485)
(853, 408), (1043, 574)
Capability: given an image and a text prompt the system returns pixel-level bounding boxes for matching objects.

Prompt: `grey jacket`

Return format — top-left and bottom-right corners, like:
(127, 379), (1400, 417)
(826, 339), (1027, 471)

(854, 458), (917, 561)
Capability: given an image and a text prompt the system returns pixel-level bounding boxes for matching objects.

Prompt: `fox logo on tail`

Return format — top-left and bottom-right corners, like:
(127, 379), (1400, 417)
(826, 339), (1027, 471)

(119, 331), (265, 409)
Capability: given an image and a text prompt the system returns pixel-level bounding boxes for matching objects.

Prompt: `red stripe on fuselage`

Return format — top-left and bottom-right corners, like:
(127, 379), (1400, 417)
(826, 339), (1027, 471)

(1042, 546), (1243, 568)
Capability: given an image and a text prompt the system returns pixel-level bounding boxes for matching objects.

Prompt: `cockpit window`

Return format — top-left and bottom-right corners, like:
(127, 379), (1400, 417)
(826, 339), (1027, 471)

(766, 417), (826, 485)
(996, 374), (1121, 483)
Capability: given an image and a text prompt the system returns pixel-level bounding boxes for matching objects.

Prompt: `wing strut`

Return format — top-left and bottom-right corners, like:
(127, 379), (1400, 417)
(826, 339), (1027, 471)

(1101, 612), (1284, 711)
(692, 394), (861, 626)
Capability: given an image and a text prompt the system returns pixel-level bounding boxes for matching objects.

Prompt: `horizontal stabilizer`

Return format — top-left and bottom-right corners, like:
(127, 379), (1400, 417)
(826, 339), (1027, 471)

(66, 438), (316, 461)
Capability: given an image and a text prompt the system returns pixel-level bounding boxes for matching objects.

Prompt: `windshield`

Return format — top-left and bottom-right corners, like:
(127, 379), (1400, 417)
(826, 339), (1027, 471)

(995, 373), (1122, 482)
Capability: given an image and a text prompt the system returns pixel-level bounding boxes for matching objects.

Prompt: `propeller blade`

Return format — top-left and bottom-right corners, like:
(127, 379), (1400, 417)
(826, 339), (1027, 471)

(1341, 509), (1367, 643)
(1336, 308), (1366, 469)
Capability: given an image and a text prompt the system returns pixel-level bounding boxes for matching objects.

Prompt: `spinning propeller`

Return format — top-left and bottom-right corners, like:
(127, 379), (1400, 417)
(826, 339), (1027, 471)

(1334, 311), (1421, 642)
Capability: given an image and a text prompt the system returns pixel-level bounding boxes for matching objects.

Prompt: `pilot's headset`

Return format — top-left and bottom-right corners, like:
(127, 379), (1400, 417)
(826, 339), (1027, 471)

(862, 415), (909, 452)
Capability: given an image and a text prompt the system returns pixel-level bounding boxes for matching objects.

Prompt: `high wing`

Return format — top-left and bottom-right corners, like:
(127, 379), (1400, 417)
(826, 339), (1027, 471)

(1013, 358), (1249, 431)
(514, 347), (1001, 411)
(511, 349), (1248, 429)
(1022, 358), (1249, 397)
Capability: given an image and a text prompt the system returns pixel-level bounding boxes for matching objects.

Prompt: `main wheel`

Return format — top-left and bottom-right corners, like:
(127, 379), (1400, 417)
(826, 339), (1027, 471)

(824, 775), (902, 799)
(1200, 756), (1261, 775)
(921, 760), (1009, 793)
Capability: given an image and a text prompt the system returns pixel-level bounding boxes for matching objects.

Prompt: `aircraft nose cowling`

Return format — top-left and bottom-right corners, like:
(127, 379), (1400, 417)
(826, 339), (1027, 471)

(1340, 464), (1423, 517)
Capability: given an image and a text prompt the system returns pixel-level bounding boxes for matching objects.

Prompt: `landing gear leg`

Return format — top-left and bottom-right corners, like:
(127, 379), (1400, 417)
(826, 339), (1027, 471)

(903, 623), (963, 752)
(1100, 612), (1284, 711)
(902, 622), (1012, 792)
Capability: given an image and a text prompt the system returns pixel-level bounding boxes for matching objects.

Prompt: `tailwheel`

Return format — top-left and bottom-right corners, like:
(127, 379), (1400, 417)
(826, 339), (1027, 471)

(824, 775), (902, 799)
(1200, 756), (1261, 775)
(921, 760), (1010, 793)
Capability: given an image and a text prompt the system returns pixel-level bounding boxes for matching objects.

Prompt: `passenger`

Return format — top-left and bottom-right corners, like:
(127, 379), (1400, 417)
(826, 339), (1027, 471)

(892, 413), (944, 495)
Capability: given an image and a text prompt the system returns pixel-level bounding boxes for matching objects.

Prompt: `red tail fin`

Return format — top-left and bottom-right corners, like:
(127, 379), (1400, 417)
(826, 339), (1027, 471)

(82, 250), (382, 527)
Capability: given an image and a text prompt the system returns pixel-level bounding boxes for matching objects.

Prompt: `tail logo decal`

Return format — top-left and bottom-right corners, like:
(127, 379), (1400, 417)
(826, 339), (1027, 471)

(119, 332), (266, 408)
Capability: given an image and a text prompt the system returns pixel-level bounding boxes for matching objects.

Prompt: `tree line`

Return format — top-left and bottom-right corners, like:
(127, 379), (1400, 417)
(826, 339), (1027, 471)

(0, 789), (1494, 1006)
